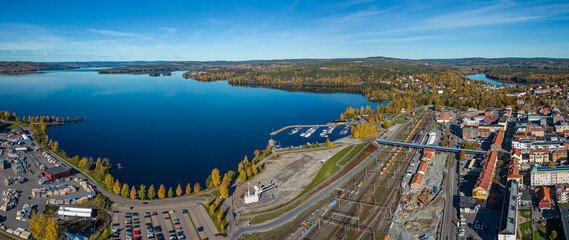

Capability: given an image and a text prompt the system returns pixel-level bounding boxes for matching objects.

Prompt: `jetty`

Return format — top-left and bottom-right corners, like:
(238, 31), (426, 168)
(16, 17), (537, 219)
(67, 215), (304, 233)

(270, 124), (329, 135)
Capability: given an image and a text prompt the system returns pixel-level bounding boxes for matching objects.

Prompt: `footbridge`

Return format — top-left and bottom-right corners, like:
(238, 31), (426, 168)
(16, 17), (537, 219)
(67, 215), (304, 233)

(375, 139), (487, 154)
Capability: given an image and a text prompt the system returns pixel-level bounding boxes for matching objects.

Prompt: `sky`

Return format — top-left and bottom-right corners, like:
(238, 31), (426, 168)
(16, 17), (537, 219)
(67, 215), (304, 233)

(1, 0), (569, 61)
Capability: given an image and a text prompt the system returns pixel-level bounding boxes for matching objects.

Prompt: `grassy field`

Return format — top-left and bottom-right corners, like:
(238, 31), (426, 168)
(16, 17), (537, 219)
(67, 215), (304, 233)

(205, 204), (228, 234)
(339, 143), (367, 165)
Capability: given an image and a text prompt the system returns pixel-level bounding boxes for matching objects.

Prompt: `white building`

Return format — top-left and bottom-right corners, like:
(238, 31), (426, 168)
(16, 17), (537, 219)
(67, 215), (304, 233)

(531, 166), (569, 187)
(57, 207), (92, 218)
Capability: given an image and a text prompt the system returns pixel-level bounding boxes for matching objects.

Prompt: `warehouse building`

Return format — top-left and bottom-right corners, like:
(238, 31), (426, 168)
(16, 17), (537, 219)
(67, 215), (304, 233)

(42, 166), (71, 181)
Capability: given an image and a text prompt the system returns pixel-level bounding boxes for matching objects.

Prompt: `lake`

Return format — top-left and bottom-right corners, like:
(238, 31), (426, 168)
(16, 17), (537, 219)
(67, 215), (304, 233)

(465, 74), (507, 86)
(0, 69), (377, 188)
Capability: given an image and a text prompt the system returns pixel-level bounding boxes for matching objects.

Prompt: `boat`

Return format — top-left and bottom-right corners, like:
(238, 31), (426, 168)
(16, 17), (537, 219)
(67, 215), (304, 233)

(289, 127), (301, 135)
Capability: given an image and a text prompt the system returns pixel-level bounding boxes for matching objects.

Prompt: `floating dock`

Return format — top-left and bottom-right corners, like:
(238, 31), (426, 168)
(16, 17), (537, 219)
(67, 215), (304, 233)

(270, 124), (329, 135)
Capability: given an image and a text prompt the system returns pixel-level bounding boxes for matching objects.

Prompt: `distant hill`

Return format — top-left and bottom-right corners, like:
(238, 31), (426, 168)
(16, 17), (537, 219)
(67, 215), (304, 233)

(0, 62), (77, 74)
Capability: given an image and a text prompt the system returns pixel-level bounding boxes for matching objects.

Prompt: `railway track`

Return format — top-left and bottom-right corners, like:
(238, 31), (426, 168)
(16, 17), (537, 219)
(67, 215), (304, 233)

(305, 111), (434, 240)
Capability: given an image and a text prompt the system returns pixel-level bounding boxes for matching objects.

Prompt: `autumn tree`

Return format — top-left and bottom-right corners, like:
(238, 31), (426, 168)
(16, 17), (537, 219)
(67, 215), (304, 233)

(211, 168), (221, 187)
(104, 174), (114, 189)
(168, 187), (174, 198)
(194, 182), (201, 193)
(130, 185), (137, 199)
(148, 185), (156, 199)
(45, 217), (59, 240)
(158, 185), (166, 199)
(121, 183), (129, 198)
(138, 185), (146, 200)
(185, 183), (192, 196)
(113, 179), (121, 195)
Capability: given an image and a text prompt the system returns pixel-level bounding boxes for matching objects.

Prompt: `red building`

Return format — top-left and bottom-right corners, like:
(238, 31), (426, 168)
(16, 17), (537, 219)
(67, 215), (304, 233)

(536, 186), (552, 209)
(42, 166), (71, 181)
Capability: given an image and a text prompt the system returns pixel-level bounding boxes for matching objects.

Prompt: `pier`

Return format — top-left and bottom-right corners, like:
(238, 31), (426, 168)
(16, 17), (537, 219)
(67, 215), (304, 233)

(270, 124), (329, 135)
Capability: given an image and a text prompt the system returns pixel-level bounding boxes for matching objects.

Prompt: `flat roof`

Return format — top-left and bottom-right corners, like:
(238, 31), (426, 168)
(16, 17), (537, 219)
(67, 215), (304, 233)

(499, 180), (518, 235)
(531, 165), (569, 174)
(559, 205), (569, 240)
(44, 166), (70, 175)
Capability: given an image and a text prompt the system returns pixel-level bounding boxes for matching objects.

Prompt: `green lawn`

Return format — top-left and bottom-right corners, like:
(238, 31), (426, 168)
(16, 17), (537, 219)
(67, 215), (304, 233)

(339, 143), (367, 165)
(392, 119), (404, 124)
(534, 228), (547, 240)
(3, 121), (25, 130)
(520, 221), (532, 238)
(519, 210), (531, 219)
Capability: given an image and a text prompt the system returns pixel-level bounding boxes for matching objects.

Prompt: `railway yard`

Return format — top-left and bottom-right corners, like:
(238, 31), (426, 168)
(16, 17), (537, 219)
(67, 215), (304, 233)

(240, 109), (446, 240)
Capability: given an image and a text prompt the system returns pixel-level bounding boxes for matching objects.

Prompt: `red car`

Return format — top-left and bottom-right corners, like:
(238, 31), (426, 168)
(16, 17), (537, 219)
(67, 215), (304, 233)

(134, 230), (140, 236)
(174, 222), (180, 225)
(151, 212), (157, 216)
(164, 217), (170, 220)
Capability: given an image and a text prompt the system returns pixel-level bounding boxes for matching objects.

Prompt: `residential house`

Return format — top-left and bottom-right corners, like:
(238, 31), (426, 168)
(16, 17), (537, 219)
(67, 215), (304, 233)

(529, 150), (550, 164)
(536, 186), (552, 210)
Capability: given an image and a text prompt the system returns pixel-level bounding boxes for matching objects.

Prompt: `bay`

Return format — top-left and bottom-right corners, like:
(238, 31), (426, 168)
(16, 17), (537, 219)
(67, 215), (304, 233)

(0, 69), (377, 188)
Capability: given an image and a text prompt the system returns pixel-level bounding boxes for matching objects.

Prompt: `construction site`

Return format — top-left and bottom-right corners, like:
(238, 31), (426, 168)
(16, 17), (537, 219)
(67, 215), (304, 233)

(298, 109), (437, 240)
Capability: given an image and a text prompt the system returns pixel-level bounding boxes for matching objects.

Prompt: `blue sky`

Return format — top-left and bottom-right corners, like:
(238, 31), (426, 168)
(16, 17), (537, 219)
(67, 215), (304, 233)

(1, 0), (568, 61)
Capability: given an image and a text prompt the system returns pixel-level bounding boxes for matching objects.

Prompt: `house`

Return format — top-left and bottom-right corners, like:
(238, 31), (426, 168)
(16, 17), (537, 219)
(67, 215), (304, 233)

(473, 152), (498, 200)
(529, 126), (545, 138)
(519, 188), (533, 208)
(536, 186), (552, 209)
(491, 130), (504, 151)
(552, 150), (568, 164)
(507, 159), (523, 184)
(410, 173), (424, 190)
(42, 166), (71, 181)
(422, 149), (436, 161)
(529, 150), (549, 164)
(437, 112), (452, 123)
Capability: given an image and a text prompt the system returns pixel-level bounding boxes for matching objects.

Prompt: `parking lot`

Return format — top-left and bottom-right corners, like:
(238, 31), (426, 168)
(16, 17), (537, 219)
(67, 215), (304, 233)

(112, 202), (221, 240)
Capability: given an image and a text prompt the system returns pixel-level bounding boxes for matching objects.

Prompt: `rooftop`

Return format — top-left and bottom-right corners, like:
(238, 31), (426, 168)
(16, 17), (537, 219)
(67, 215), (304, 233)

(499, 180), (518, 235)
(531, 165), (569, 174)
(44, 166), (70, 176)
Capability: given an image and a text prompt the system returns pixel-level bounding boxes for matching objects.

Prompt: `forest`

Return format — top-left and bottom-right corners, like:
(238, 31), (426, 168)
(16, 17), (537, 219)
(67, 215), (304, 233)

(0, 62), (76, 74)
(484, 68), (569, 84)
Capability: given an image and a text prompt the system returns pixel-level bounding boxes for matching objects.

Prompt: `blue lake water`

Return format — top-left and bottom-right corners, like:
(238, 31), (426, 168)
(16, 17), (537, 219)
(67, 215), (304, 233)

(465, 74), (507, 86)
(0, 69), (377, 188)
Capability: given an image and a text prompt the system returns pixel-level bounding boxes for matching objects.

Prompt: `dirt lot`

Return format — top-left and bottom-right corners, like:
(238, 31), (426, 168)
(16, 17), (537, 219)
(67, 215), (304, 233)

(238, 146), (348, 213)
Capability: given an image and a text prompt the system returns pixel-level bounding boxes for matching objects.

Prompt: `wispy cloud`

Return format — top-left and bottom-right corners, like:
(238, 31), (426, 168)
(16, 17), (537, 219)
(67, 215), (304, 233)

(87, 28), (139, 37)
(352, 35), (443, 44)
